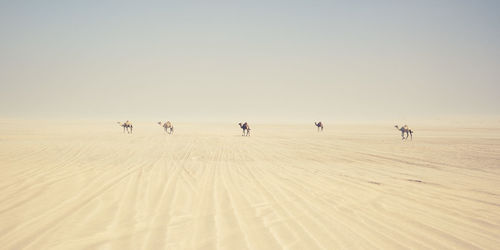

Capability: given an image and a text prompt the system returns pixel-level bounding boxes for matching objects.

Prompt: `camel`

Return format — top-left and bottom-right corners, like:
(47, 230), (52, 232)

(158, 121), (174, 134)
(117, 120), (133, 134)
(238, 122), (251, 136)
(395, 125), (413, 140)
(315, 122), (324, 132)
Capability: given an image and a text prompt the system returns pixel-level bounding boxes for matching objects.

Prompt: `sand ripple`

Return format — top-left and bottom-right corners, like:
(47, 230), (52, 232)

(0, 122), (499, 249)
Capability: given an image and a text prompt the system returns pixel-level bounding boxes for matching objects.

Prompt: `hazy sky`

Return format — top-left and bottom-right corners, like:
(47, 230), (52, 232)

(1, 1), (499, 122)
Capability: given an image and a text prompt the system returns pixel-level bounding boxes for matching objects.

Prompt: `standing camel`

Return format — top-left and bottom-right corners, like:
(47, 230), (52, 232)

(117, 120), (133, 134)
(315, 122), (324, 132)
(395, 125), (413, 140)
(238, 122), (251, 136)
(158, 121), (174, 134)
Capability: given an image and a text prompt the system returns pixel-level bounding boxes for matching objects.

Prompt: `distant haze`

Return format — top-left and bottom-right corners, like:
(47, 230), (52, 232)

(1, 1), (499, 122)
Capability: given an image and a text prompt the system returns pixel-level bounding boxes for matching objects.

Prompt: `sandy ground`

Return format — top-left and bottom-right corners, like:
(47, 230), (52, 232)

(0, 120), (499, 249)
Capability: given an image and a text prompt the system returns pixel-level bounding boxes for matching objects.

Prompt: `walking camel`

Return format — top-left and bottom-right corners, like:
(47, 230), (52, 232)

(238, 122), (251, 136)
(158, 121), (174, 134)
(315, 122), (324, 132)
(395, 125), (413, 140)
(117, 120), (133, 134)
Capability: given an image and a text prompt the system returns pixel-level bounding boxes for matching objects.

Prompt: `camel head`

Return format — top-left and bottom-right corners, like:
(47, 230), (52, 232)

(158, 122), (162, 126)
(394, 125), (399, 129)
(238, 122), (242, 127)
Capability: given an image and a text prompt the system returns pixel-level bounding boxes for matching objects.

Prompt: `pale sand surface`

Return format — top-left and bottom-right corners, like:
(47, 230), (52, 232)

(0, 120), (499, 249)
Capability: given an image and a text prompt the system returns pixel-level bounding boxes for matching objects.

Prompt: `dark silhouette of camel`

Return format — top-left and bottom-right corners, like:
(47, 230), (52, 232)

(158, 121), (174, 134)
(395, 125), (413, 140)
(238, 122), (251, 136)
(117, 121), (133, 134)
(315, 122), (324, 132)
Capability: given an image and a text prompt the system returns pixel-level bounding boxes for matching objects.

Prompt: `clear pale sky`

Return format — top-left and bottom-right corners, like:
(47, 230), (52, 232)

(1, 1), (499, 122)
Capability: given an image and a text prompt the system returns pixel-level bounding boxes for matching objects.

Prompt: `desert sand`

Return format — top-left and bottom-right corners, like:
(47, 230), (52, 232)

(0, 120), (499, 249)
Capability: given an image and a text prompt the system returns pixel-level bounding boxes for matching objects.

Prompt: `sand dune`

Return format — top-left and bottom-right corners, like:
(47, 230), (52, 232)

(0, 120), (499, 249)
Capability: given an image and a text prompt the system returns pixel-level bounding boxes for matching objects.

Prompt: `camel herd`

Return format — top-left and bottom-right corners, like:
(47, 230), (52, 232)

(117, 121), (415, 140)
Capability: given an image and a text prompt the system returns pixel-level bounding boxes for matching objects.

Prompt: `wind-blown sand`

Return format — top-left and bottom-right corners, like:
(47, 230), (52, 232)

(0, 120), (499, 249)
